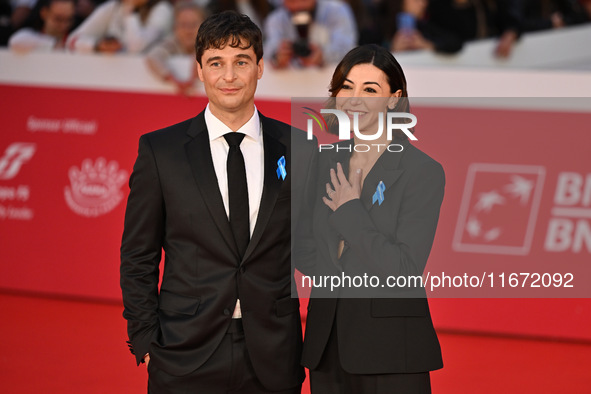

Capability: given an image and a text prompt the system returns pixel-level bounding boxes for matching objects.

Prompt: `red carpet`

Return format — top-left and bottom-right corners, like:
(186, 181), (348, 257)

(1, 292), (590, 393)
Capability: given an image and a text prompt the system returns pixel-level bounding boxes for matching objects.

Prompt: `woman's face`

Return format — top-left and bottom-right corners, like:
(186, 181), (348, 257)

(175, 9), (203, 52)
(335, 63), (402, 135)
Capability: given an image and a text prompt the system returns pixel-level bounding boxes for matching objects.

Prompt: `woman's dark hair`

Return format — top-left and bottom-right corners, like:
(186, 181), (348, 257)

(194, 11), (263, 66)
(329, 44), (408, 99)
(327, 44), (412, 138)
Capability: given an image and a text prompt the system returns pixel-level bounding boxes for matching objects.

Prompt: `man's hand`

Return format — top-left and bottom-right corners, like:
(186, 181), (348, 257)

(391, 31), (414, 52)
(551, 12), (565, 29)
(299, 43), (324, 68)
(95, 37), (122, 53)
(494, 30), (518, 58)
(392, 30), (434, 52)
(144, 354), (150, 367)
(273, 40), (294, 69)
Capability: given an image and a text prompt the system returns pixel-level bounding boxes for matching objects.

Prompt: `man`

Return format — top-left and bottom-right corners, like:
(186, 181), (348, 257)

(120, 11), (316, 393)
(264, 0), (357, 68)
(8, 0), (75, 52)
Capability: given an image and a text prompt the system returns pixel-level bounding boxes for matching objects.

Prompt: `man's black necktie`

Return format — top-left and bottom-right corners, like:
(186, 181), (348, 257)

(224, 132), (250, 259)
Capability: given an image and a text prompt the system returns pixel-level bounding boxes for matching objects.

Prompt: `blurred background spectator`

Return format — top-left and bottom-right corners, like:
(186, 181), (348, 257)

(2, 0), (591, 63)
(8, 0), (74, 51)
(145, 0), (204, 94)
(207, 0), (272, 28)
(375, 0), (463, 54)
(264, 0), (357, 68)
(520, 0), (589, 32)
(581, 0), (591, 20)
(340, 0), (382, 45)
(73, 0), (108, 30)
(0, 0), (37, 45)
(427, 0), (522, 58)
(66, 0), (172, 53)
(9, 0), (37, 31)
(0, 1), (11, 45)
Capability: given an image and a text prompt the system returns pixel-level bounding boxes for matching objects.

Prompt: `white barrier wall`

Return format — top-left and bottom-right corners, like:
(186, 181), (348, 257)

(1, 24), (591, 98)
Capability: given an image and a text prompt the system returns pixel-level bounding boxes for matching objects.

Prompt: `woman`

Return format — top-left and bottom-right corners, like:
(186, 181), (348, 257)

(207, 0), (271, 29)
(301, 44), (444, 393)
(66, 0), (172, 53)
(9, 0), (75, 52)
(384, 0), (462, 54)
(145, 1), (205, 95)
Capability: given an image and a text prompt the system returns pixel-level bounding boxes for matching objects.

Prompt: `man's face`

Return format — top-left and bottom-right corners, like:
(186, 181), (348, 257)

(41, 0), (75, 38)
(197, 41), (264, 117)
(283, 0), (316, 13)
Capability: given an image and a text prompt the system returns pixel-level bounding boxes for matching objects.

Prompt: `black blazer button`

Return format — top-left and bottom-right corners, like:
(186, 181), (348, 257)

(240, 266), (246, 274)
(223, 308), (231, 316)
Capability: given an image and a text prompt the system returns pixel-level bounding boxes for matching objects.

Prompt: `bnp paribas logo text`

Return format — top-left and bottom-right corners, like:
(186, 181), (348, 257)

(303, 107), (417, 152)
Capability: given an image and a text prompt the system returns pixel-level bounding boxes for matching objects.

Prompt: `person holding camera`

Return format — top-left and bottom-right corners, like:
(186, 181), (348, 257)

(263, 0), (357, 69)
(66, 0), (172, 53)
(9, 0), (75, 52)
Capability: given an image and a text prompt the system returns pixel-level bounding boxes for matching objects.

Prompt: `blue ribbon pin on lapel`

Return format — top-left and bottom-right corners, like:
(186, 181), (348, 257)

(372, 181), (385, 205)
(276, 156), (286, 180)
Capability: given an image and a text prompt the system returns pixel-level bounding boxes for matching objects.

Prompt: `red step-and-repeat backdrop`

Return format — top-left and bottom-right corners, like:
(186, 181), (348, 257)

(1, 84), (590, 340)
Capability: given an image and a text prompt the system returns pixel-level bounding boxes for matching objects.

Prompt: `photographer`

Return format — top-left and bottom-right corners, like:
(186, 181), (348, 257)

(66, 0), (172, 54)
(264, 0), (357, 69)
(9, 0), (75, 52)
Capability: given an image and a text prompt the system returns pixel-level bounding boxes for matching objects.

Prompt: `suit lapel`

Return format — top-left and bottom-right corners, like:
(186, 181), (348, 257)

(242, 114), (286, 263)
(328, 140), (406, 260)
(184, 112), (239, 258)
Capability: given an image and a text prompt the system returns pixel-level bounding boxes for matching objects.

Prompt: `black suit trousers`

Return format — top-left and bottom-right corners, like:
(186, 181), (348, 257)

(148, 319), (302, 394)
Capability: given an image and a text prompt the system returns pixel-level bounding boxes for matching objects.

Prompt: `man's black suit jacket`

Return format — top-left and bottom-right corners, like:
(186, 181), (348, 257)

(301, 139), (444, 374)
(120, 110), (316, 391)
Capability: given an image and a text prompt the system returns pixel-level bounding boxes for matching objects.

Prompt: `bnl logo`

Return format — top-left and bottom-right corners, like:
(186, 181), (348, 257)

(303, 107), (418, 141)
(0, 142), (36, 180)
(453, 163), (546, 255)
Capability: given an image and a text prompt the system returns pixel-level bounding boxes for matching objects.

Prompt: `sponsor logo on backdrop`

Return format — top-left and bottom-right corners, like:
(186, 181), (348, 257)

(0, 142), (36, 180)
(453, 163), (546, 255)
(26, 116), (97, 135)
(454, 164), (591, 255)
(545, 172), (591, 253)
(0, 184), (33, 221)
(64, 158), (127, 217)
(0, 142), (35, 220)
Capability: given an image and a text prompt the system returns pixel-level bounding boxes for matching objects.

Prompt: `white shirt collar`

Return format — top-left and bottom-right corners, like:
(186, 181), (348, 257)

(205, 104), (261, 142)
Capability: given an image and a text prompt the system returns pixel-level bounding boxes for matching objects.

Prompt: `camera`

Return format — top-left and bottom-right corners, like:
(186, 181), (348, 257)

(291, 11), (312, 58)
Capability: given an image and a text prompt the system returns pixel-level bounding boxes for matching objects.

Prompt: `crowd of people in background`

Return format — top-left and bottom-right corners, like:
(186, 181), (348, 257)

(2, 0), (590, 91)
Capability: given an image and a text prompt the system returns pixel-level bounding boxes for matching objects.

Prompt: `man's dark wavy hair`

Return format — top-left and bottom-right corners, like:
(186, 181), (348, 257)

(195, 11), (263, 66)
